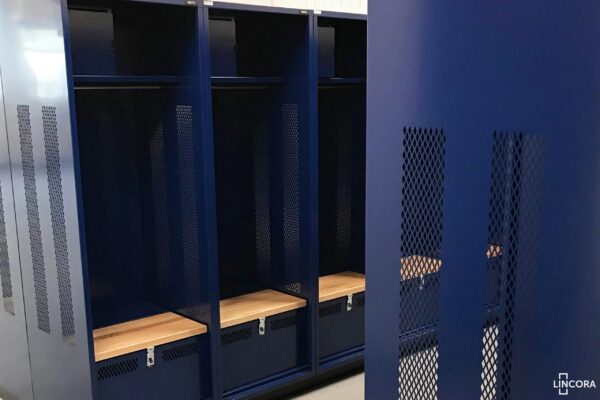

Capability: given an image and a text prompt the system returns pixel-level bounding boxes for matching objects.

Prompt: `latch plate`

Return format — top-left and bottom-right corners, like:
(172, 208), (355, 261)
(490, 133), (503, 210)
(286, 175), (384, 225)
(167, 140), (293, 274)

(347, 294), (353, 311)
(258, 317), (266, 336)
(147, 347), (155, 368)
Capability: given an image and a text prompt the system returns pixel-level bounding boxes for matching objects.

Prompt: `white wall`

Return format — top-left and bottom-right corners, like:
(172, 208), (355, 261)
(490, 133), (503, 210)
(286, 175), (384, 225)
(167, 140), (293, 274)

(213, 0), (367, 15)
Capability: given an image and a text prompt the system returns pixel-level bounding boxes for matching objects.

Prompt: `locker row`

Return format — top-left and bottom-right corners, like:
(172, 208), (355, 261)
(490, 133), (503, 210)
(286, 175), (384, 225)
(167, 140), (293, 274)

(0, 1), (365, 400)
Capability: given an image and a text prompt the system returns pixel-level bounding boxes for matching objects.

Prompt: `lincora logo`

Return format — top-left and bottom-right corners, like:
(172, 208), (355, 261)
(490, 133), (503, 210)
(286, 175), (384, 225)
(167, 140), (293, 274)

(553, 373), (596, 396)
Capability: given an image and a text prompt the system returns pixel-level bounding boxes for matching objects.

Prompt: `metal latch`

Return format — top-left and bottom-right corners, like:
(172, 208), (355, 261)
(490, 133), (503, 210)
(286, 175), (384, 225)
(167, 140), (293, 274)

(147, 347), (155, 368)
(347, 294), (353, 311)
(258, 317), (266, 336)
(419, 275), (425, 290)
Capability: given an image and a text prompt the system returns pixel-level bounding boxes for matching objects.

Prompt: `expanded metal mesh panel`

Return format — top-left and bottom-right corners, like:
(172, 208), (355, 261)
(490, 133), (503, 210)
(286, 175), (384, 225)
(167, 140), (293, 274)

(319, 302), (343, 318)
(17, 104), (50, 334)
(0, 179), (14, 315)
(281, 103), (301, 295)
(399, 339), (439, 400)
(222, 327), (253, 346)
(271, 311), (298, 331)
(162, 341), (199, 362)
(176, 105), (201, 315)
(97, 358), (138, 381)
(42, 106), (75, 345)
(150, 122), (171, 302)
(398, 127), (445, 400)
(479, 132), (545, 400)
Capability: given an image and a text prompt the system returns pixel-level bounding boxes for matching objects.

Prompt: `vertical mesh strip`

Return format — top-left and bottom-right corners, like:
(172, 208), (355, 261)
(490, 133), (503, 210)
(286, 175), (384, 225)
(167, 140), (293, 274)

(150, 122), (171, 302)
(0, 179), (14, 315)
(480, 132), (545, 400)
(398, 127), (446, 400)
(176, 105), (201, 317)
(254, 126), (271, 280)
(336, 118), (352, 267)
(42, 106), (75, 344)
(281, 104), (301, 295)
(18, 104), (50, 334)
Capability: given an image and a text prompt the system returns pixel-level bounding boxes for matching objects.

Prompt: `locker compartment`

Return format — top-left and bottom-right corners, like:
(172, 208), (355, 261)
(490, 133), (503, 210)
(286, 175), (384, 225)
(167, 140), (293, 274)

(317, 76), (366, 361)
(210, 8), (311, 387)
(317, 18), (366, 79)
(68, 0), (198, 77)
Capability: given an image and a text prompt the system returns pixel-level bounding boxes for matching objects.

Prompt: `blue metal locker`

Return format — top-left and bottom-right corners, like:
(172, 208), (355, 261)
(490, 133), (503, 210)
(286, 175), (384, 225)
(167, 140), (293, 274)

(366, 1), (600, 399)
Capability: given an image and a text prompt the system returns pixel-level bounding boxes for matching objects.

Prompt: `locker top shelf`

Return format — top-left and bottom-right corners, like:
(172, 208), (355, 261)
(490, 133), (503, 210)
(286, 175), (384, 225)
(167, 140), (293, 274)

(319, 272), (365, 302)
(220, 289), (307, 329)
(93, 312), (207, 362)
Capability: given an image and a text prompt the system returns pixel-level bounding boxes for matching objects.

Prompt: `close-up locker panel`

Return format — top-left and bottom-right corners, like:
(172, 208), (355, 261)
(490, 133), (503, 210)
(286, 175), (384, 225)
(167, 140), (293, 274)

(316, 16), (367, 367)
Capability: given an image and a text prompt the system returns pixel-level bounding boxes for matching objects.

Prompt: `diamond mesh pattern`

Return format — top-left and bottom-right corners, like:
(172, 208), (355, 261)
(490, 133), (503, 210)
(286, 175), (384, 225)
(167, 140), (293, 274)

(18, 104), (50, 334)
(42, 106), (75, 345)
(479, 132), (545, 400)
(271, 312), (297, 331)
(222, 327), (253, 346)
(162, 341), (199, 362)
(281, 104), (301, 295)
(319, 302), (342, 318)
(97, 358), (138, 381)
(399, 338), (439, 400)
(0, 179), (14, 315)
(398, 127), (445, 400)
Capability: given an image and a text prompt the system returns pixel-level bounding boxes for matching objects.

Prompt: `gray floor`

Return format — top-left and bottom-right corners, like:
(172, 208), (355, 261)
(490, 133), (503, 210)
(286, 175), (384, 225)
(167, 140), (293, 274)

(287, 372), (364, 400)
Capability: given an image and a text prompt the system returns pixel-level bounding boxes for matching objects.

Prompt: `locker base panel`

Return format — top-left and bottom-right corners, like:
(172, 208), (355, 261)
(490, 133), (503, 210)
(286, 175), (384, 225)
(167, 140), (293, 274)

(221, 308), (309, 392)
(95, 335), (208, 400)
(318, 292), (365, 360)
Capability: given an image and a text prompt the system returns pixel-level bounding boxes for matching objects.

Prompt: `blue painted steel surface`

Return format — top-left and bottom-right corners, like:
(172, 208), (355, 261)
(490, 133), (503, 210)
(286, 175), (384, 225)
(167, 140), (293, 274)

(367, 1), (600, 399)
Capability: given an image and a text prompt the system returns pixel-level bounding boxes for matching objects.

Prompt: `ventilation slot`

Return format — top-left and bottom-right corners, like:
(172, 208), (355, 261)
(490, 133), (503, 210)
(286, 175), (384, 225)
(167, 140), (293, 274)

(479, 132), (545, 400)
(162, 341), (199, 362)
(176, 105), (201, 319)
(271, 312), (297, 331)
(398, 127), (445, 400)
(282, 103), (301, 295)
(336, 117), (353, 267)
(18, 104), (50, 334)
(0, 180), (14, 315)
(97, 358), (138, 381)
(42, 106), (75, 344)
(222, 327), (253, 346)
(319, 302), (342, 318)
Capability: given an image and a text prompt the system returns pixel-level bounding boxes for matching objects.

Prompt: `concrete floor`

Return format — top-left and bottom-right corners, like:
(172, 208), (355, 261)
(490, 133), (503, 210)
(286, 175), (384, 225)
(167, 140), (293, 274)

(286, 372), (364, 400)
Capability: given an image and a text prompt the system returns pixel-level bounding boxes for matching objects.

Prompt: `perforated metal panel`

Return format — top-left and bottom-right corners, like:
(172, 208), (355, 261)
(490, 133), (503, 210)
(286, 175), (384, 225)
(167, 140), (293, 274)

(281, 103), (302, 295)
(221, 327), (253, 346)
(0, 180), (14, 316)
(336, 117), (353, 267)
(176, 105), (201, 314)
(254, 126), (272, 281)
(150, 122), (171, 302)
(42, 105), (75, 344)
(17, 104), (51, 334)
(479, 132), (545, 400)
(271, 311), (298, 331)
(398, 127), (446, 400)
